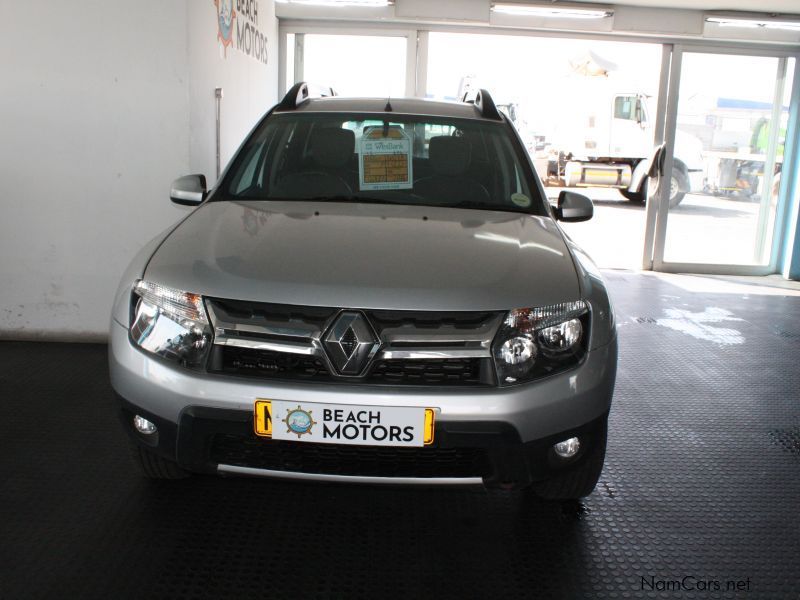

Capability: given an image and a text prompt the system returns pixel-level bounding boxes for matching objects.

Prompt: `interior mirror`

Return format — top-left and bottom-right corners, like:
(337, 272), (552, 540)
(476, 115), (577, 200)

(170, 174), (207, 206)
(556, 191), (593, 222)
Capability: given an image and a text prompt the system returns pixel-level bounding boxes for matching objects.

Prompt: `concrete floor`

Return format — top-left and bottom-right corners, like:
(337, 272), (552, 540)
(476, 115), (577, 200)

(1, 271), (799, 599)
(555, 187), (777, 269)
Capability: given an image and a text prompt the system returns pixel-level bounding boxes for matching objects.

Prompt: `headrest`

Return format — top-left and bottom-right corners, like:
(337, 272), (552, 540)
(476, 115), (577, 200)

(429, 136), (471, 177)
(310, 128), (355, 169)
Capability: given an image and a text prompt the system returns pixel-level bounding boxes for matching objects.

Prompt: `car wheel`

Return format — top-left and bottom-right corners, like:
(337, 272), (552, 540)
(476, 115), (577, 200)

(129, 442), (189, 479)
(531, 419), (607, 500)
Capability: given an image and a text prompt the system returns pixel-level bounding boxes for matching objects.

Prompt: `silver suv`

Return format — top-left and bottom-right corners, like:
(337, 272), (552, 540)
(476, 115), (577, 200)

(109, 84), (617, 499)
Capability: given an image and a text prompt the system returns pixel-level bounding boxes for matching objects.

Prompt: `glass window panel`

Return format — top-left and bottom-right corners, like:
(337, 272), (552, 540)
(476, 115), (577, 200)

(662, 53), (794, 266)
(302, 34), (406, 97)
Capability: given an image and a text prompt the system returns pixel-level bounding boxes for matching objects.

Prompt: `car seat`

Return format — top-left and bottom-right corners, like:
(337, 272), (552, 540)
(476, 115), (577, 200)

(274, 128), (356, 198)
(414, 136), (490, 205)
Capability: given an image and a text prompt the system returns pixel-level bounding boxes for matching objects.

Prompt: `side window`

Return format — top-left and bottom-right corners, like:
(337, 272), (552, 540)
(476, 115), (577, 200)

(614, 96), (636, 121)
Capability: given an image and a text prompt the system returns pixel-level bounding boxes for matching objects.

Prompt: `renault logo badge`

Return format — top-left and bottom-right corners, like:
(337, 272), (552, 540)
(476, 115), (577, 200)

(323, 312), (380, 375)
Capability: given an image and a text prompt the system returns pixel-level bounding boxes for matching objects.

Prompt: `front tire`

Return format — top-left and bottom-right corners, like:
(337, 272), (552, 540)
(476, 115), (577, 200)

(129, 442), (189, 480)
(620, 170), (687, 208)
(620, 181), (647, 203)
(531, 419), (607, 500)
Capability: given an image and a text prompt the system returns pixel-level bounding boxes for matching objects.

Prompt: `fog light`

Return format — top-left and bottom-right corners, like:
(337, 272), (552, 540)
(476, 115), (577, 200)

(553, 436), (580, 458)
(134, 415), (157, 435)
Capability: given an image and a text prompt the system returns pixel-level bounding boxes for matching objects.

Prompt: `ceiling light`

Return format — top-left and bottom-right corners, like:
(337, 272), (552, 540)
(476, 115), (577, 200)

(705, 16), (800, 32)
(492, 3), (613, 19)
(275, 0), (392, 6)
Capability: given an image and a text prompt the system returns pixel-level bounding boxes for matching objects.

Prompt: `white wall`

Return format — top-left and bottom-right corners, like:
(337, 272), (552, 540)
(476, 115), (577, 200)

(0, 1), (278, 340)
(189, 1), (279, 183)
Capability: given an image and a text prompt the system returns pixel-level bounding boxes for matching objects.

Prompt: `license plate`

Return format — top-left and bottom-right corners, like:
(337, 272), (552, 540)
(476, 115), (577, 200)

(254, 400), (435, 447)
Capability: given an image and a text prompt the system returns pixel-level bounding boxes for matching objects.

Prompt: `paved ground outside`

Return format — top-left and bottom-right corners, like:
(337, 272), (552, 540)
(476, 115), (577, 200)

(553, 187), (775, 269)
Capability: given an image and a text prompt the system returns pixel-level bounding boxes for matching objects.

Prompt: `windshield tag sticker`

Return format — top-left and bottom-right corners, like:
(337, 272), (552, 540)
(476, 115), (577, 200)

(511, 193), (531, 208)
(359, 126), (413, 191)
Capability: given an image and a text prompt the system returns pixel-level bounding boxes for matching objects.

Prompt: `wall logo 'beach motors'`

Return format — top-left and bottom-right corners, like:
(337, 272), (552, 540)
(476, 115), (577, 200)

(214, 0), (269, 65)
(214, 0), (236, 56)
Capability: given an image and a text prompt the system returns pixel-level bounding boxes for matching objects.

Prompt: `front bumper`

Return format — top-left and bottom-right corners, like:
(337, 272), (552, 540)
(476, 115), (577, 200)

(110, 320), (616, 487)
(119, 396), (609, 488)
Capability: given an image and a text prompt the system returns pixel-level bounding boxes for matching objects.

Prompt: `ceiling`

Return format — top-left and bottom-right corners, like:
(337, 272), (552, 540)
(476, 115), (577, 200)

(560, 0), (800, 14)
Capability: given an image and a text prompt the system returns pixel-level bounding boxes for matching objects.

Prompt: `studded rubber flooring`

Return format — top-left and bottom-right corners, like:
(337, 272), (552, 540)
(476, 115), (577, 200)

(1, 271), (799, 599)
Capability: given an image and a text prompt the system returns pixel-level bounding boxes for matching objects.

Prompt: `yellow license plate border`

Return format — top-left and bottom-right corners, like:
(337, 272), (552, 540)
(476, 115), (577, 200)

(253, 399), (435, 445)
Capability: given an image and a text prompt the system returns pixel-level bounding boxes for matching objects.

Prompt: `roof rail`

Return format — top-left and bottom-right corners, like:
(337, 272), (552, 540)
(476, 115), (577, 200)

(461, 88), (502, 121)
(277, 82), (337, 110)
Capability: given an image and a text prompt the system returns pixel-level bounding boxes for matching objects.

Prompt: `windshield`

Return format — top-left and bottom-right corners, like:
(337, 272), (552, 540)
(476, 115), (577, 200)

(222, 112), (548, 215)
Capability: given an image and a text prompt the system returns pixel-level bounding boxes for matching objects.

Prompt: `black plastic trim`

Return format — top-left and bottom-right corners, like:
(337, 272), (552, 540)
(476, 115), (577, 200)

(117, 395), (608, 489)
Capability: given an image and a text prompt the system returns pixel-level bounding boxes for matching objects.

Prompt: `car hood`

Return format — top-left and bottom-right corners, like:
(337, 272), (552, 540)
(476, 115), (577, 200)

(144, 200), (580, 312)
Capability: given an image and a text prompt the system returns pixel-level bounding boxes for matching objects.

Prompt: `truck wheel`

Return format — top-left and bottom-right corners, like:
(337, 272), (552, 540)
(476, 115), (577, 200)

(622, 172), (687, 207)
(531, 419), (607, 500)
(129, 442), (189, 480)
(620, 181), (647, 203)
(668, 172), (687, 208)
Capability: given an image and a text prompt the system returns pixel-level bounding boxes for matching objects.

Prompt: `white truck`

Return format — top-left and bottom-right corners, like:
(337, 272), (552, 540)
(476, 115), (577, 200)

(541, 74), (704, 208)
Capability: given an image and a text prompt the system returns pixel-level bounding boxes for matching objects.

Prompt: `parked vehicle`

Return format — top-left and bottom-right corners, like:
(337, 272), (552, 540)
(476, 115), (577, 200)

(109, 84), (617, 500)
(546, 87), (704, 208)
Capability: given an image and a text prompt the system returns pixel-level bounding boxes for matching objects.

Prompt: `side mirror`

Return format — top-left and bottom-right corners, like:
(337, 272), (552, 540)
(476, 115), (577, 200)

(170, 174), (207, 206)
(556, 191), (593, 222)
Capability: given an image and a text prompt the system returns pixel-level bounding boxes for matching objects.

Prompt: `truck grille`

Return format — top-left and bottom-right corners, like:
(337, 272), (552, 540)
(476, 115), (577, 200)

(210, 434), (492, 479)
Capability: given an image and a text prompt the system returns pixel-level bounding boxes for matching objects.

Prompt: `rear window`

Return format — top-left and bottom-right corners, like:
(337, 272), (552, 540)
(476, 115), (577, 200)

(223, 112), (547, 215)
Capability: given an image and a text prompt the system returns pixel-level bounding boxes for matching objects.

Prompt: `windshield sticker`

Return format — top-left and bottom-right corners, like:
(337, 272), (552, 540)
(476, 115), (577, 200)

(511, 193), (531, 208)
(358, 126), (413, 191)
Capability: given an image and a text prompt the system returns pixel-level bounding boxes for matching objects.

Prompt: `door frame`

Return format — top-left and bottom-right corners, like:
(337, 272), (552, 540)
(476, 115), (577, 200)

(646, 44), (799, 275)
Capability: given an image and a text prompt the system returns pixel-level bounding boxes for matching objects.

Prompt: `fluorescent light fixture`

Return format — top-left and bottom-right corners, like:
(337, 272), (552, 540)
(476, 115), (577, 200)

(275, 0), (392, 6)
(492, 3), (613, 19)
(705, 16), (800, 32)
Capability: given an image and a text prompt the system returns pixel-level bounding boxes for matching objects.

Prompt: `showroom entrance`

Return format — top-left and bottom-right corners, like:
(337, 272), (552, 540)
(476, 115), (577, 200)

(279, 24), (799, 274)
(650, 48), (795, 273)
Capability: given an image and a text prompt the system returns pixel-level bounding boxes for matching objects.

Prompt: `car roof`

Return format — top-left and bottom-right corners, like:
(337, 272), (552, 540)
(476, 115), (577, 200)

(275, 96), (501, 122)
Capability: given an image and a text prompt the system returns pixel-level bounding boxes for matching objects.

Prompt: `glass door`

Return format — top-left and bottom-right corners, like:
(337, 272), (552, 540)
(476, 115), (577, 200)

(281, 29), (415, 98)
(652, 48), (795, 272)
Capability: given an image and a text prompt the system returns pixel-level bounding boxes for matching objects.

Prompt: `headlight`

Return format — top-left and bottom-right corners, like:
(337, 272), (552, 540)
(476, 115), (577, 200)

(130, 280), (212, 369)
(493, 301), (589, 385)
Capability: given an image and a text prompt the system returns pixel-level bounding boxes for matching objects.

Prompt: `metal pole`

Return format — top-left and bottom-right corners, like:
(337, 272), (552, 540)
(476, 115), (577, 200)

(641, 44), (673, 270)
(651, 45), (683, 271)
(215, 87), (223, 180)
(415, 30), (429, 99)
(753, 57), (787, 263)
(294, 33), (305, 84)
(775, 58), (800, 276)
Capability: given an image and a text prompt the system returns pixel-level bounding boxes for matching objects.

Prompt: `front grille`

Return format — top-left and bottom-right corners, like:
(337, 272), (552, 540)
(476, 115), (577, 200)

(206, 298), (502, 387)
(366, 358), (484, 385)
(211, 298), (337, 328)
(366, 310), (496, 330)
(210, 434), (492, 479)
(214, 346), (332, 380)
(211, 346), (491, 386)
